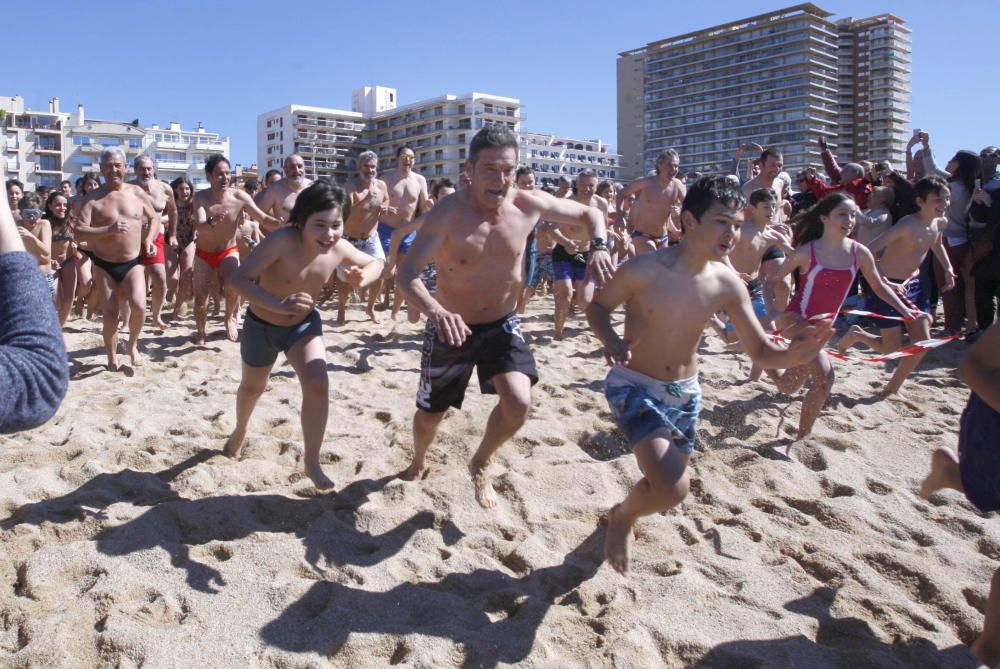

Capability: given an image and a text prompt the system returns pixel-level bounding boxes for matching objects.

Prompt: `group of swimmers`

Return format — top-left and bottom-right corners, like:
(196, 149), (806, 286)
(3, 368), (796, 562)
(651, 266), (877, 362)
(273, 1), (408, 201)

(4, 125), (998, 664)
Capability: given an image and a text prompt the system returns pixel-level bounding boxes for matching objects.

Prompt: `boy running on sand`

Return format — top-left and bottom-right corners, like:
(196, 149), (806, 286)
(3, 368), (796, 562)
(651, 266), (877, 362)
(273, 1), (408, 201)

(224, 181), (384, 490)
(766, 192), (921, 438)
(920, 322), (1000, 667)
(837, 176), (956, 395)
(586, 176), (834, 574)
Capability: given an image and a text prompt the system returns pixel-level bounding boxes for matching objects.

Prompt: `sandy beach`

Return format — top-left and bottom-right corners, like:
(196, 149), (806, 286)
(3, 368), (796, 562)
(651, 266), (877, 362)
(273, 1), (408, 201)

(0, 301), (995, 668)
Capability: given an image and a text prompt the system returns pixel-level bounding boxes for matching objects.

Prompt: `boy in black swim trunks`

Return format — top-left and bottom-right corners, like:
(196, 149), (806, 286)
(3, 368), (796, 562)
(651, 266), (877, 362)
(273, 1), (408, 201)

(920, 322), (1000, 666)
(224, 181), (383, 491)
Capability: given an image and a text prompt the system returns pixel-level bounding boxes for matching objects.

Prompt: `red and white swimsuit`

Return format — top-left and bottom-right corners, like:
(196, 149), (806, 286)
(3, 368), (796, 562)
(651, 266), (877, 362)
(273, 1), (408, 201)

(785, 241), (859, 320)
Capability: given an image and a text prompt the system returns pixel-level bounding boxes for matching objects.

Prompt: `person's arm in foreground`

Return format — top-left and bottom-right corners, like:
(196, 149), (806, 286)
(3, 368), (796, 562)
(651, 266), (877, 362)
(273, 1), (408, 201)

(960, 322), (1000, 412)
(0, 162), (69, 432)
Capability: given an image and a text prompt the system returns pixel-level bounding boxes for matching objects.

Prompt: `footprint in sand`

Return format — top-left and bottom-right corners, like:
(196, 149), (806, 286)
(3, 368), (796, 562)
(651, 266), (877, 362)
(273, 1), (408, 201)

(866, 479), (892, 496)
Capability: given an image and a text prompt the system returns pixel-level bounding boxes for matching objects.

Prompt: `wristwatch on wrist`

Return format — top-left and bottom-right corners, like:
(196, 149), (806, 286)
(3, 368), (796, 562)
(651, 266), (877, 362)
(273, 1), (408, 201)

(589, 237), (608, 252)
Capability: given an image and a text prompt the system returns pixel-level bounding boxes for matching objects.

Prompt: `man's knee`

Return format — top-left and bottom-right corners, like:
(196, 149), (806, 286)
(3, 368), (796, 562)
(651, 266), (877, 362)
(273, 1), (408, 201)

(499, 389), (532, 424)
(414, 408), (446, 429)
(299, 366), (328, 397)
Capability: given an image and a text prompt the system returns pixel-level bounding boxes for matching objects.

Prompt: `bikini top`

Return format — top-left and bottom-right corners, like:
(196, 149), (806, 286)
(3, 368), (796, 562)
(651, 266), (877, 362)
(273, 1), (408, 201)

(787, 241), (859, 320)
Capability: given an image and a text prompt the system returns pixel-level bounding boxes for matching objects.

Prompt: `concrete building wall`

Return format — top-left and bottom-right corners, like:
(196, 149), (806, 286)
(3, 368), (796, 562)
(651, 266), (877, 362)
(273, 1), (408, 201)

(145, 121), (230, 189)
(2, 95), (69, 191)
(617, 4), (912, 178)
(518, 131), (622, 188)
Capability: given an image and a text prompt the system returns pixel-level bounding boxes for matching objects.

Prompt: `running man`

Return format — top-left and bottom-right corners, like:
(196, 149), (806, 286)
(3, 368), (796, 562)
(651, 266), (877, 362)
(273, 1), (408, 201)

(615, 149), (686, 254)
(131, 156), (177, 329)
(254, 153), (312, 232)
(397, 125), (615, 508)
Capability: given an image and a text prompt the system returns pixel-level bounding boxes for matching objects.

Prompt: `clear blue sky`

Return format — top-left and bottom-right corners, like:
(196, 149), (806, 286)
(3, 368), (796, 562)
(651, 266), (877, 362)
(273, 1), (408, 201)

(5, 1), (996, 168)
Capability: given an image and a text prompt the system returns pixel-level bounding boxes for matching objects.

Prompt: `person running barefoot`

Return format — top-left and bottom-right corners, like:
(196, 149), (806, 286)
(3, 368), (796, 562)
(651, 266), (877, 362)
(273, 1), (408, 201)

(586, 176), (833, 574)
(397, 126), (615, 508)
(766, 192), (921, 438)
(919, 322), (1000, 667)
(223, 181), (383, 491)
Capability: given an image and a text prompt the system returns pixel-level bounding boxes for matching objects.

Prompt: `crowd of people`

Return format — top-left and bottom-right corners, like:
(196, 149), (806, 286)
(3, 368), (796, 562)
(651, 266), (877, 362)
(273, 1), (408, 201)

(4, 124), (999, 665)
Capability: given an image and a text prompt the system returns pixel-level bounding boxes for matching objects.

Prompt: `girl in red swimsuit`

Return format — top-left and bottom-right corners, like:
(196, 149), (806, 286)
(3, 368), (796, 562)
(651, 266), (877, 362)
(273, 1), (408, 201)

(767, 192), (919, 438)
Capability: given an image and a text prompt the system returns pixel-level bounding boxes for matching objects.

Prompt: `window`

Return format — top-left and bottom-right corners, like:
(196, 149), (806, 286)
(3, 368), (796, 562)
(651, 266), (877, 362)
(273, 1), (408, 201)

(72, 155), (93, 166)
(129, 139), (142, 149)
(73, 136), (91, 146)
(97, 137), (120, 147)
(459, 149), (466, 159)
(38, 155), (59, 170)
(38, 174), (59, 187)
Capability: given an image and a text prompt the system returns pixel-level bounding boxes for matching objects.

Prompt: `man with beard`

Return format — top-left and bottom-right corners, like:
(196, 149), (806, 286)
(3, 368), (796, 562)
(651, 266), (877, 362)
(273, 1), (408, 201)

(254, 153), (312, 232)
(131, 156), (177, 329)
(338, 150), (391, 323)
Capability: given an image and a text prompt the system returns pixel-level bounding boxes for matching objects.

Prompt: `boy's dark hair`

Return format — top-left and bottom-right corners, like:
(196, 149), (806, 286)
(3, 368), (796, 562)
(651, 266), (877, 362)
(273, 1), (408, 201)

(6, 179), (24, 191)
(288, 179), (349, 228)
(469, 125), (518, 165)
(681, 175), (748, 222)
(515, 165), (533, 180)
(432, 178), (455, 200)
(749, 187), (778, 206)
(204, 154), (230, 176)
(914, 175), (949, 202)
(264, 169), (281, 183)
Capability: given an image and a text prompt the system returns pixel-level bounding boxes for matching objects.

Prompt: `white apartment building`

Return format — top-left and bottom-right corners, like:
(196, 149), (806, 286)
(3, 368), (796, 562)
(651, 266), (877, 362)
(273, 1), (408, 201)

(2, 96), (69, 190)
(145, 121), (230, 189)
(62, 104), (146, 183)
(518, 131), (622, 188)
(256, 86), (522, 185)
(257, 104), (367, 183)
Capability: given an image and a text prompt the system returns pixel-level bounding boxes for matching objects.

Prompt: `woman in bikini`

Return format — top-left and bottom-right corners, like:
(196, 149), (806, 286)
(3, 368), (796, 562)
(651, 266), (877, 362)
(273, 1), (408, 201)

(767, 192), (919, 438)
(45, 192), (85, 325)
(170, 177), (197, 316)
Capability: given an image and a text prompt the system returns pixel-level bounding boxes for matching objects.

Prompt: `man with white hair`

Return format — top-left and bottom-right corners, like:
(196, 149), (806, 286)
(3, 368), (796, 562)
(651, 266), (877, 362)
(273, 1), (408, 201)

(254, 153), (312, 232)
(337, 150), (390, 323)
(130, 155), (177, 328)
(74, 149), (160, 370)
(615, 149), (686, 254)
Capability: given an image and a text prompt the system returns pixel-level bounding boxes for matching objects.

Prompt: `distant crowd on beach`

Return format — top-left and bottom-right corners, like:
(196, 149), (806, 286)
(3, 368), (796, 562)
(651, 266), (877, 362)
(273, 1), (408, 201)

(2, 125), (999, 665)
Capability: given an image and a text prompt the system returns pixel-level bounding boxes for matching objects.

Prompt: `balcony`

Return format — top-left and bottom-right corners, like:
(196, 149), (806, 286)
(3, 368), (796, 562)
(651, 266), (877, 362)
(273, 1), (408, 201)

(156, 140), (189, 150)
(157, 160), (189, 171)
(193, 141), (227, 152)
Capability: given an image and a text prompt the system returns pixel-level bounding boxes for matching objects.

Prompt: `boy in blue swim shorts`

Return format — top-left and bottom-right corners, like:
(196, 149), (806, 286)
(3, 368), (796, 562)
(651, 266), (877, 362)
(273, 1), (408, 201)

(920, 323), (1000, 667)
(587, 175), (833, 575)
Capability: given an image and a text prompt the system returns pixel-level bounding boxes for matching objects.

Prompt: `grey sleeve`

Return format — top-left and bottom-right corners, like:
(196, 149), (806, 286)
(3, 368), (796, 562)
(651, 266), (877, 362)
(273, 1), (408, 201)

(0, 252), (69, 433)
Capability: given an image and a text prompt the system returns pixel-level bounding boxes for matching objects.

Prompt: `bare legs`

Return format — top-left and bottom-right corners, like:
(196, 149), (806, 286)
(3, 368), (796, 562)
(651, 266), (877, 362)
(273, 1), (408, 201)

(174, 242), (195, 316)
(838, 318), (930, 395)
(55, 258), (78, 326)
(226, 333), (334, 491)
(95, 264), (146, 370)
(605, 429), (690, 574)
(554, 278), (594, 340)
(147, 262), (168, 328)
(193, 253), (240, 344)
(402, 372), (532, 509)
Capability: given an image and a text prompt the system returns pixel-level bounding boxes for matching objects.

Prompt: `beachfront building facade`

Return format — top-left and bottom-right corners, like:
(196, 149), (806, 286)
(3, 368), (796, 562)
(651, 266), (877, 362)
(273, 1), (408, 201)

(257, 86), (523, 185)
(834, 14), (911, 169)
(257, 104), (367, 184)
(616, 4), (911, 179)
(144, 121), (231, 189)
(3, 95), (231, 191)
(2, 96), (70, 191)
(518, 131), (622, 188)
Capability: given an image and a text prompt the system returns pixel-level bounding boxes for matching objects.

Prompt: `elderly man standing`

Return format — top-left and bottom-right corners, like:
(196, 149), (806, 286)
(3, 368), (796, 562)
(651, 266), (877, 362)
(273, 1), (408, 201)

(254, 153), (312, 232)
(75, 149), (159, 370)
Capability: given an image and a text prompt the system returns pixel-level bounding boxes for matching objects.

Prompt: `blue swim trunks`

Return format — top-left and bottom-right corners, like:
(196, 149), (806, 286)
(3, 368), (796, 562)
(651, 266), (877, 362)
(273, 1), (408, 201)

(725, 278), (768, 333)
(240, 308), (323, 368)
(959, 392), (1000, 513)
(378, 221), (416, 256)
(866, 275), (929, 329)
(604, 366), (702, 453)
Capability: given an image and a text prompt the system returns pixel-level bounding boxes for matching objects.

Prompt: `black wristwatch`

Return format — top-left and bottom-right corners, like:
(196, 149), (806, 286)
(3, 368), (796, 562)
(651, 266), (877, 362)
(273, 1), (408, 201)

(589, 237), (608, 252)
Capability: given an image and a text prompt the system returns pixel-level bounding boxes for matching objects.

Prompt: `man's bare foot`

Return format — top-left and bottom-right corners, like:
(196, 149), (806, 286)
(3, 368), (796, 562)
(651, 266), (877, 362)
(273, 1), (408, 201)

(604, 503), (632, 575)
(194, 332), (206, 346)
(304, 462), (335, 491)
(469, 461), (497, 509)
(223, 429), (246, 458)
(879, 381), (903, 398)
(129, 347), (144, 367)
(336, 309), (346, 325)
(837, 325), (865, 356)
(920, 447), (960, 499)
(225, 319), (239, 342)
(106, 354), (119, 372)
(367, 309), (381, 324)
(554, 330), (564, 341)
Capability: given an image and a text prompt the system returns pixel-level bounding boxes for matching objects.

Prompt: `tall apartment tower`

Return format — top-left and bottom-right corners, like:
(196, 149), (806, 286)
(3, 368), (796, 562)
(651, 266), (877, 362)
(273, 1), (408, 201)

(617, 4), (911, 179)
(835, 14), (911, 169)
